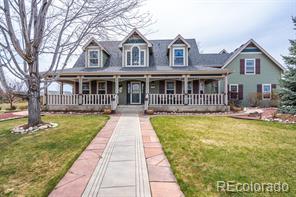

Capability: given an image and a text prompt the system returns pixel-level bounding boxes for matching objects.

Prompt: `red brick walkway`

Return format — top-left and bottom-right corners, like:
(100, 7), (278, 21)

(139, 116), (184, 197)
(49, 115), (120, 197)
(0, 111), (28, 121)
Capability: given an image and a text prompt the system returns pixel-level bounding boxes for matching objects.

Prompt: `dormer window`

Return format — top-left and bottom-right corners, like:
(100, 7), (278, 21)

(88, 50), (99, 67)
(126, 46), (145, 66)
(173, 48), (185, 66)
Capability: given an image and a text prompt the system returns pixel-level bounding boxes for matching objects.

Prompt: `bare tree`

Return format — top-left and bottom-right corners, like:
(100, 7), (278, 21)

(0, 0), (151, 126)
(1, 80), (25, 109)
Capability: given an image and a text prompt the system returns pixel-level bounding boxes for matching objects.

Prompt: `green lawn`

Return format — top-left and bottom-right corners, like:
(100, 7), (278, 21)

(0, 114), (108, 196)
(151, 116), (296, 197)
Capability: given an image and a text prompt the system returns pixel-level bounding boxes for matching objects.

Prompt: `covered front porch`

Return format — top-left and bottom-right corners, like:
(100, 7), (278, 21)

(44, 73), (230, 112)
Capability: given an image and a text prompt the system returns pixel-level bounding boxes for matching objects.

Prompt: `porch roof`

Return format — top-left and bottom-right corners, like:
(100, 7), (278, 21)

(52, 65), (230, 76)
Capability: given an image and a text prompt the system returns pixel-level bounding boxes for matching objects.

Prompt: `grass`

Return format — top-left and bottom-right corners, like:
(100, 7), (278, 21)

(150, 116), (296, 197)
(0, 114), (108, 196)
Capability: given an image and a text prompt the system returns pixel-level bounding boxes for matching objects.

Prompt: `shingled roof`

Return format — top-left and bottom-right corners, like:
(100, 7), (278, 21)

(72, 39), (232, 69)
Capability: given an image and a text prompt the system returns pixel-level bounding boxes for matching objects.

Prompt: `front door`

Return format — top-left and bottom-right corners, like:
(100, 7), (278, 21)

(130, 82), (141, 104)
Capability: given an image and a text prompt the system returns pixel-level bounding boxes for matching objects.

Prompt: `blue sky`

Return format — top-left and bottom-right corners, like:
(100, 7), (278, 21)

(140, 0), (296, 65)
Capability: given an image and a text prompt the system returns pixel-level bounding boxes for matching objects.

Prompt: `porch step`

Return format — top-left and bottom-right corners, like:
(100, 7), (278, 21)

(116, 105), (144, 113)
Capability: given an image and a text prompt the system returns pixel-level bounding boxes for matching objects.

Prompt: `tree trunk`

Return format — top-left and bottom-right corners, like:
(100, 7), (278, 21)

(28, 73), (41, 127)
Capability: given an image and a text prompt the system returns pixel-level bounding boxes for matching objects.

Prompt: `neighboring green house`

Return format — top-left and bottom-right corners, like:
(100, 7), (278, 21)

(220, 39), (285, 107)
(45, 29), (285, 112)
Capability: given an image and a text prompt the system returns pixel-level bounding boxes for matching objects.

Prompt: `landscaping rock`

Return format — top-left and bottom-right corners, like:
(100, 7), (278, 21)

(12, 122), (58, 134)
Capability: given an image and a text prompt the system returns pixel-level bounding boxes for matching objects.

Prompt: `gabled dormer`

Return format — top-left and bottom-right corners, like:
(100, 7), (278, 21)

(119, 28), (152, 67)
(82, 38), (109, 68)
(168, 35), (191, 67)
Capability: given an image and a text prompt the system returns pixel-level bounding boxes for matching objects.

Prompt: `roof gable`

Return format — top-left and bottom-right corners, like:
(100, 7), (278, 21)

(82, 37), (110, 55)
(168, 34), (191, 48)
(118, 28), (152, 48)
(222, 39), (285, 71)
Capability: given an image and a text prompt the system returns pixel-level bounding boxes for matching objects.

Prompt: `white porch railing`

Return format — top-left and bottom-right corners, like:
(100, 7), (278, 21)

(47, 94), (115, 105)
(149, 94), (225, 105)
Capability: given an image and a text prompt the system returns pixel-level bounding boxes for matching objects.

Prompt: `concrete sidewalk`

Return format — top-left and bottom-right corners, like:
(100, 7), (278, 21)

(82, 114), (151, 197)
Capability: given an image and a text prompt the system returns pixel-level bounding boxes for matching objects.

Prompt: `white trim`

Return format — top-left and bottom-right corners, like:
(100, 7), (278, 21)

(262, 83), (272, 100)
(130, 81), (142, 104)
(168, 34), (191, 48)
(118, 28), (152, 48)
(96, 81), (107, 94)
(82, 37), (110, 55)
(240, 52), (262, 55)
(87, 49), (100, 67)
(125, 45), (146, 67)
(244, 58), (256, 75)
(222, 39), (285, 71)
(172, 47), (185, 67)
(229, 84), (239, 100)
(165, 80), (176, 94)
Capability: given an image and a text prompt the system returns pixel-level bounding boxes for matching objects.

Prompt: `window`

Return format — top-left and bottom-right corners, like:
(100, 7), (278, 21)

(188, 81), (192, 94)
(97, 82), (106, 94)
(166, 81), (175, 94)
(126, 46), (145, 66)
(230, 84), (238, 100)
(262, 84), (271, 100)
(173, 48), (185, 66)
(82, 82), (90, 94)
(245, 59), (255, 74)
(88, 50), (99, 67)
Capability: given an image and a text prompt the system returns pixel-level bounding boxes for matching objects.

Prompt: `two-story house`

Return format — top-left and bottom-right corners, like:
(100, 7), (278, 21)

(44, 29), (284, 112)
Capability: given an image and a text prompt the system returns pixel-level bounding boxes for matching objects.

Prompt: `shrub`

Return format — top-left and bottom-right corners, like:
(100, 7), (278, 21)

(19, 104), (28, 110)
(248, 92), (261, 107)
(5, 105), (17, 111)
(229, 100), (242, 112)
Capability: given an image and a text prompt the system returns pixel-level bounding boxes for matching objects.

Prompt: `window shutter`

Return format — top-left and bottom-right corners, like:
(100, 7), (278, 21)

(176, 81), (182, 94)
(257, 84), (262, 93)
(107, 81), (113, 94)
(240, 59), (245, 74)
(159, 80), (165, 94)
(256, 59), (261, 74)
(75, 82), (79, 94)
(227, 84), (230, 99)
(238, 84), (243, 100)
(272, 84), (277, 90)
(193, 80), (199, 94)
(91, 81), (97, 94)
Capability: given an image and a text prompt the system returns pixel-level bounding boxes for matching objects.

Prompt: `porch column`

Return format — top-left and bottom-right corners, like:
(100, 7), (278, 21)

(59, 82), (63, 95)
(44, 80), (48, 108)
(115, 76), (119, 105)
(144, 75), (150, 111)
(78, 76), (83, 105)
(224, 75), (228, 105)
(184, 75), (188, 105)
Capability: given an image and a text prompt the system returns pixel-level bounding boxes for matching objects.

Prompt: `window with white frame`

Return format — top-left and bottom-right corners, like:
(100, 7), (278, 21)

(82, 82), (90, 94)
(166, 81), (175, 94)
(245, 59), (255, 74)
(173, 48), (185, 66)
(262, 84), (271, 99)
(182, 81), (192, 94)
(229, 84), (238, 100)
(97, 82), (106, 94)
(126, 46), (145, 66)
(88, 50), (99, 67)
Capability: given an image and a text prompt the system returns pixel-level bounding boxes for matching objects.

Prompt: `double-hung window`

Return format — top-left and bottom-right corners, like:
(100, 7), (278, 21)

(126, 46), (145, 66)
(166, 81), (175, 94)
(245, 59), (255, 74)
(173, 48), (185, 66)
(88, 50), (99, 67)
(230, 84), (238, 100)
(97, 82), (106, 94)
(82, 82), (90, 94)
(183, 81), (192, 94)
(262, 84), (271, 100)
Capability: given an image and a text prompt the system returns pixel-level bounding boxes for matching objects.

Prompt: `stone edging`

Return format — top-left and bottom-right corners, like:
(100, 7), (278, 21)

(49, 115), (120, 197)
(139, 115), (184, 197)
